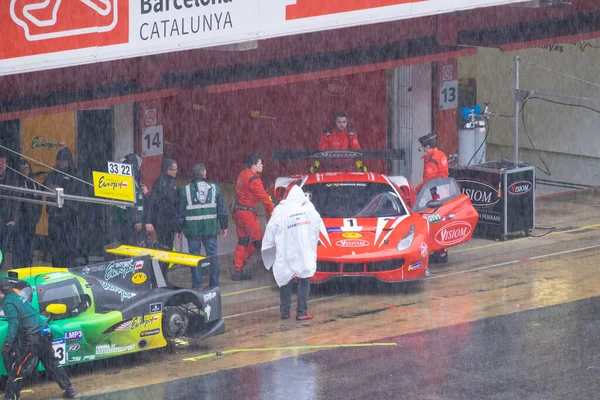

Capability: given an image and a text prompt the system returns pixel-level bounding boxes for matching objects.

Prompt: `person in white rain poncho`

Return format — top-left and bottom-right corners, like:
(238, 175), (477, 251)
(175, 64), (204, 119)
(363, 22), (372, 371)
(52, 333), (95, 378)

(262, 185), (322, 321)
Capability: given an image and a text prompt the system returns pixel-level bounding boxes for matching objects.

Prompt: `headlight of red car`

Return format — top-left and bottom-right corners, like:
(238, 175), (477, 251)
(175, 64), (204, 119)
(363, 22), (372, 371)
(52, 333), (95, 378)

(396, 225), (415, 251)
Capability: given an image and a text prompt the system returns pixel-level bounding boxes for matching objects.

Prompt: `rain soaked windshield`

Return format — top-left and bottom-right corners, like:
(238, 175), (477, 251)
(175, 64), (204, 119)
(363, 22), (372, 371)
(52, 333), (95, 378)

(303, 182), (407, 218)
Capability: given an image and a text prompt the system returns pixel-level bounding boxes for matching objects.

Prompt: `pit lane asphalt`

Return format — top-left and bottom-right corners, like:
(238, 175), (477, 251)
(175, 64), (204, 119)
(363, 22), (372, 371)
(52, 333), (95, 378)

(80, 295), (600, 400)
(17, 188), (600, 399)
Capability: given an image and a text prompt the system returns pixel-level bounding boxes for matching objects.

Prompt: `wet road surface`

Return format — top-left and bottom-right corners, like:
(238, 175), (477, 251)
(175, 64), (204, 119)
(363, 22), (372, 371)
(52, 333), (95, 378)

(82, 295), (600, 400)
(16, 189), (600, 399)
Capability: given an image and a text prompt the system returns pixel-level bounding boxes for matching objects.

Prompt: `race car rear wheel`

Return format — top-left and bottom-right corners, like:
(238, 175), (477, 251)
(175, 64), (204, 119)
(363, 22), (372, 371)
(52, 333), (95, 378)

(162, 307), (189, 338)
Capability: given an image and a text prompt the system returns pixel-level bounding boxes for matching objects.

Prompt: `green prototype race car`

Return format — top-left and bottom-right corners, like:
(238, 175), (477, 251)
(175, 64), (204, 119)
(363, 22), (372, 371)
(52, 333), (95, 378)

(0, 244), (225, 380)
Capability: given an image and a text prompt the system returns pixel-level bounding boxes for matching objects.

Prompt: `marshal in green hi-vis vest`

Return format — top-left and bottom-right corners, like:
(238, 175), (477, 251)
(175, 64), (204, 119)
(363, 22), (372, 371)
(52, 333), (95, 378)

(182, 181), (219, 237)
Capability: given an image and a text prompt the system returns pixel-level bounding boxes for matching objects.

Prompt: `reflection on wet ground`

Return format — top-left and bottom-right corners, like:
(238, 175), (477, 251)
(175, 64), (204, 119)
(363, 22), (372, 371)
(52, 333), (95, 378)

(82, 296), (600, 400)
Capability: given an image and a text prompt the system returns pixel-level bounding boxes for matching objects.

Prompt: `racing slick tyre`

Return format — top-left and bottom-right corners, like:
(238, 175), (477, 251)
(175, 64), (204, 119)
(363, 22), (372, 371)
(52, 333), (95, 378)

(162, 307), (189, 338)
(429, 251), (448, 264)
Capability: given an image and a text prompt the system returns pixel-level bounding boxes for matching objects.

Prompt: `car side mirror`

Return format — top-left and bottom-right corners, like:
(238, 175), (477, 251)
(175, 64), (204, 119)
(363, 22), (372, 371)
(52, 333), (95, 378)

(425, 199), (443, 210)
(45, 303), (67, 315)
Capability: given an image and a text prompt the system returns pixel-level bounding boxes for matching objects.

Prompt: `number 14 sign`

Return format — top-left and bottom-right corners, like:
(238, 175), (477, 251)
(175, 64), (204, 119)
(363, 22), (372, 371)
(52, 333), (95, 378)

(142, 125), (164, 157)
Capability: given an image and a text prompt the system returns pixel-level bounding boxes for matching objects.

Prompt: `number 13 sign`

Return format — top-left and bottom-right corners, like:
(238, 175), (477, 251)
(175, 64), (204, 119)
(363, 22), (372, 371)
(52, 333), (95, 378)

(142, 125), (164, 157)
(439, 80), (458, 111)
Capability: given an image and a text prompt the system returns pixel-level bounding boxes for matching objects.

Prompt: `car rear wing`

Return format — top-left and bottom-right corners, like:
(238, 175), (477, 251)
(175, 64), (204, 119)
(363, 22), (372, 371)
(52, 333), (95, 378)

(272, 149), (405, 161)
(104, 244), (216, 288)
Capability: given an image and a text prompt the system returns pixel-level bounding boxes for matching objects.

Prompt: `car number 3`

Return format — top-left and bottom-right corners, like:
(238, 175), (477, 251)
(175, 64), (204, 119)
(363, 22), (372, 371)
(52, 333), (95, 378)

(52, 341), (66, 365)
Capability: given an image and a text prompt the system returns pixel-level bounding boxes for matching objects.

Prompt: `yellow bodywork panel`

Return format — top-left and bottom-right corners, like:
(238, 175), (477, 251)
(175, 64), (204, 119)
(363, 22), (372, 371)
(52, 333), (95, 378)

(8, 267), (68, 278)
(105, 245), (208, 268)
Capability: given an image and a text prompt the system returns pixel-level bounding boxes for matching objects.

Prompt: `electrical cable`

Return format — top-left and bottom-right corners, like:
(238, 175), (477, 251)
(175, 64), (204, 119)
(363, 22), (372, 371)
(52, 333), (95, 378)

(528, 226), (557, 238)
(466, 119), (490, 166)
(520, 96), (600, 176)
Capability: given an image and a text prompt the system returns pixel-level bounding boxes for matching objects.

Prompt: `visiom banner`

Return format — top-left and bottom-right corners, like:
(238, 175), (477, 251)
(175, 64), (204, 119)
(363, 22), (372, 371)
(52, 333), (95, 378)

(1, 0), (524, 76)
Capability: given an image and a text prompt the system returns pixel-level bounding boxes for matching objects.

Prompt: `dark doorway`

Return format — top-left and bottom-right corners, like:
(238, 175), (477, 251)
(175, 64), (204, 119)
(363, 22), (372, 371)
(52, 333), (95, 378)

(0, 120), (21, 171)
(77, 110), (114, 259)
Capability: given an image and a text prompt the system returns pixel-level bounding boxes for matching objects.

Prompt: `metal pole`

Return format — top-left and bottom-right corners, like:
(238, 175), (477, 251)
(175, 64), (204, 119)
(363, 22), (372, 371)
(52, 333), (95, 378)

(514, 56), (520, 167)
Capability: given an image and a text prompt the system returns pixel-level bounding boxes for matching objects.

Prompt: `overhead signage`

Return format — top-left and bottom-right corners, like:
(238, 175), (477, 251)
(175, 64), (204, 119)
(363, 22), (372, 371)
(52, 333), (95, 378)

(92, 171), (135, 202)
(1, 0), (527, 76)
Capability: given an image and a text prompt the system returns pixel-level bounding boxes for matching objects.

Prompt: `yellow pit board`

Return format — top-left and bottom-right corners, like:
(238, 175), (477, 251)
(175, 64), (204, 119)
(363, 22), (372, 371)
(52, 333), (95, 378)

(92, 171), (135, 202)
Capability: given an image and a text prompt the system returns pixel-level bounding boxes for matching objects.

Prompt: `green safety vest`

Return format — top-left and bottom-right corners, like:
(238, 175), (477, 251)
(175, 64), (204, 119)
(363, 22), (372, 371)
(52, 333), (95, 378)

(182, 181), (219, 237)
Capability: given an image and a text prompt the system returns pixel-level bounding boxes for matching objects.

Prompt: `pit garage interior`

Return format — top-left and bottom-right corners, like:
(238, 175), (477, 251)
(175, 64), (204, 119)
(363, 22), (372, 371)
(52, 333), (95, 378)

(1, 0), (600, 398)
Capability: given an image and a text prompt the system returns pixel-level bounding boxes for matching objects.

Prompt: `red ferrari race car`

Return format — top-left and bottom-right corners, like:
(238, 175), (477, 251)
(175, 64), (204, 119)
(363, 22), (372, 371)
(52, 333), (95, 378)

(272, 151), (478, 284)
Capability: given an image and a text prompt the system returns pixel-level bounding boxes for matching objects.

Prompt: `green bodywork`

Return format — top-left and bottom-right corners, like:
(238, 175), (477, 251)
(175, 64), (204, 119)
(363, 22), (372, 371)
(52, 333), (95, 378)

(0, 270), (167, 375)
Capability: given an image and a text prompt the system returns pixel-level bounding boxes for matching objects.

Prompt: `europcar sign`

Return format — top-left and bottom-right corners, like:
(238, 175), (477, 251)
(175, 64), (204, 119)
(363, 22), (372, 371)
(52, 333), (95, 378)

(1, 0), (525, 76)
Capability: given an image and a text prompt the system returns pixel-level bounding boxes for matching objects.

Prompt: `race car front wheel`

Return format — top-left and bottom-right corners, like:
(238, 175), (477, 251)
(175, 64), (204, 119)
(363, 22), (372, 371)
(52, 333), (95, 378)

(163, 307), (189, 338)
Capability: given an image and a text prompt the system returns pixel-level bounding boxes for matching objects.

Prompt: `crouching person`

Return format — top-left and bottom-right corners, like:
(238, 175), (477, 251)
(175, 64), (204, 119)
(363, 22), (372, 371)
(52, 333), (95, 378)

(0, 278), (77, 399)
(262, 186), (322, 321)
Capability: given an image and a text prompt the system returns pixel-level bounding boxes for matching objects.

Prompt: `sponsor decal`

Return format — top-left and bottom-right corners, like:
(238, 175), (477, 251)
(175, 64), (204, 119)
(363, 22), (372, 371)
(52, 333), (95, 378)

(131, 314), (160, 330)
(408, 262), (423, 271)
(478, 210), (501, 226)
(199, 262), (210, 268)
(93, 172), (135, 202)
(69, 356), (82, 362)
(65, 330), (83, 341)
(205, 304), (212, 320)
(81, 266), (90, 275)
(95, 344), (135, 355)
(319, 78), (350, 96)
(149, 302), (162, 313)
(68, 343), (81, 352)
(203, 292), (217, 302)
(442, 213), (455, 222)
(141, 328), (161, 338)
(104, 259), (137, 281)
(131, 272), (147, 284)
(317, 152), (363, 159)
(508, 181), (532, 196)
(336, 239), (369, 248)
(135, 260), (144, 270)
(420, 242), (428, 258)
(31, 136), (62, 150)
(456, 179), (500, 207)
(427, 214), (441, 224)
(100, 281), (136, 301)
(435, 221), (472, 246)
(82, 355), (96, 361)
(52, 338), (66, 365)
(115, 320), (131, 331)
(341, 232), (363, 239)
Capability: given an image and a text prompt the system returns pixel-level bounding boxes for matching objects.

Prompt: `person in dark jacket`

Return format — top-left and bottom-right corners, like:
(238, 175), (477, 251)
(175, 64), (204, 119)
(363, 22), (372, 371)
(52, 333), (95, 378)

(43, 147), (83, 269)
(12, 160), (42, 269)
(178, 164), (228, 289)
(0, 156), (16, 269)
(145, 158), (181, 249)
(112, 154), (148, 246)
(0, 278), (77, 399)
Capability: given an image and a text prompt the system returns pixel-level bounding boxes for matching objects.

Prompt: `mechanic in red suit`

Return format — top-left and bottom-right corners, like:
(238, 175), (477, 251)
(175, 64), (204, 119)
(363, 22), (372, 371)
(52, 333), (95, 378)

(232, 154), (275, 281)
(415, 133), (449, 193)
(312, 111), (365, 173)
(317, 111), (361, 151)
(415, 133), (449, 264)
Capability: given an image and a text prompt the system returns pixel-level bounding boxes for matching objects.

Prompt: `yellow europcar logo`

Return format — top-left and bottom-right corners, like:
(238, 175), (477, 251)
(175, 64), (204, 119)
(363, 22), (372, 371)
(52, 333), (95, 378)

(92, 171), (135, 202)
(341, 232), (363, 239)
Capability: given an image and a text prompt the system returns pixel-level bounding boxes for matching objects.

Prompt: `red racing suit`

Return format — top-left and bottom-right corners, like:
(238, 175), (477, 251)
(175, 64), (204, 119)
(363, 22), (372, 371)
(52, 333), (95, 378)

(415, 148), (449, 193)
(317, 130), (361, 151)
(233, 169), (275, 270)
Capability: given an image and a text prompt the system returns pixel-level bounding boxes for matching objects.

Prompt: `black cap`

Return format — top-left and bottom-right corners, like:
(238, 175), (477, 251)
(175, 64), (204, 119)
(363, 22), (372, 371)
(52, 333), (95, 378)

(418, 134), (438, 148)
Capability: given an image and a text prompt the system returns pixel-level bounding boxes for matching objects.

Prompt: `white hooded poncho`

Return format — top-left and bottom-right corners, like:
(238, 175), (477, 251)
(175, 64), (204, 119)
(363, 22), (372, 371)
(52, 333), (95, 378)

(262, 185), (322, 287)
